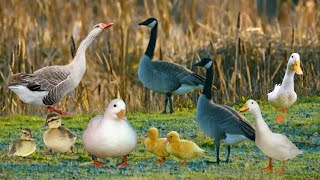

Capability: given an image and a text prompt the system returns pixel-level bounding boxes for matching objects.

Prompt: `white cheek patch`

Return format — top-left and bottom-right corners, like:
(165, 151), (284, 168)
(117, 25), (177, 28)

(148, 21), (157, 28)
(204, 61), (212, 69)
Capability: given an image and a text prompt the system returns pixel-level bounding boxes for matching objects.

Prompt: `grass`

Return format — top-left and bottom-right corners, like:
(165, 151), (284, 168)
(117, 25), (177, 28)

(0, 97), (319, 179)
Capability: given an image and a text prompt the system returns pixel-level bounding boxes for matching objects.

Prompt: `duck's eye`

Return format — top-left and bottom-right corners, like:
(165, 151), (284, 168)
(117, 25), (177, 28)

(114, 104), (117, 107)
(251, 102), (254, 104)
(291, 56), (293, 58)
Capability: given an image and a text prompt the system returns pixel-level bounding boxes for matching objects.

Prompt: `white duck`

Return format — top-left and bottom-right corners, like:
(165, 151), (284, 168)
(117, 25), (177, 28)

(7, 23), (113, 115)
(240, 99), (303, 174)
(83, 99), (137, 167)
(267, 53), (303, 123)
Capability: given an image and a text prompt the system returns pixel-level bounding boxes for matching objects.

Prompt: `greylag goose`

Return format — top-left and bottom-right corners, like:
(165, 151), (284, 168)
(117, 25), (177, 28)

(138, 18), (213, 114)
(267, 53), (303, 123)
(8, 23), (113, 115)
(193, 58), (255, 164)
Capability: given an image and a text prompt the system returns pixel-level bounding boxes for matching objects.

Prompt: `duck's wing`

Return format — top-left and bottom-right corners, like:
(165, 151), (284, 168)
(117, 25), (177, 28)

(8, 66), (71, 105)
(152, 60), (205, 86)
(267, 84), (281, 101)
(85, 115), (103, 130)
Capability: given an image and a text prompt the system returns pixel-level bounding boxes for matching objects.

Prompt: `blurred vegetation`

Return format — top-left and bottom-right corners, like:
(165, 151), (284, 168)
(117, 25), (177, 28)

(0, 0), (319, 115)
(0, 97), (319, 179)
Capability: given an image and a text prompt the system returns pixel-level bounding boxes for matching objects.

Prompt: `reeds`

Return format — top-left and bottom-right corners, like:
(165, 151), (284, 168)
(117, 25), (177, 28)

(0, 0), (319, 116)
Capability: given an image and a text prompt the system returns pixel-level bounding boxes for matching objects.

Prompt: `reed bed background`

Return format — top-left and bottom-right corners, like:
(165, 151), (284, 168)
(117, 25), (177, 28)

(0, 0), (319, 116)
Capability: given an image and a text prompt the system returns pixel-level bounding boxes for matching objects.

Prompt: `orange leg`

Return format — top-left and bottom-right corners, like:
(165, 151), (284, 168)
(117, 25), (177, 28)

(117, 155), (129, 168)
(261, 157), (273, 171)
(93, 160), (106, 167)
(178, 160), (187, 167)
(276, 109), (285, 123)
(47, 106), (72, 116)
(276, 160), (286, 174)
(157, 157), (167, 164)
(281, 108), (288, 113)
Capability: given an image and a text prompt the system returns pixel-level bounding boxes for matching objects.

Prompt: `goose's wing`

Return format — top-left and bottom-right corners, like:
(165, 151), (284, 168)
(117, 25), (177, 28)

(152, 60), (205, 86)
(204, 102), (255, 141)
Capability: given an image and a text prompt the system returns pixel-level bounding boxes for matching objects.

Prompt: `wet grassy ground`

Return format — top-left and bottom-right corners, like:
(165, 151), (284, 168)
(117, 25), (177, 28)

(0, 97), (319, 179)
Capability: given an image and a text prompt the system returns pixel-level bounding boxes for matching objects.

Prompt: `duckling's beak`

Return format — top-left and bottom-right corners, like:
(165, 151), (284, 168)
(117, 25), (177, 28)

(293, 60), (303, 75)
(239, 104), (249, 113)
(116, 109), (127, 120)
(42, 122), (48, 128)
(164, 138), (169, 144)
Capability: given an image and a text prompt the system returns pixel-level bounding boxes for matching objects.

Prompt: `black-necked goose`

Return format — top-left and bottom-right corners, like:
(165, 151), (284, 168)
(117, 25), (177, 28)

(138, 18), (212, 114)
(8, 23), (113, 115)
(193, 58), (255, 164)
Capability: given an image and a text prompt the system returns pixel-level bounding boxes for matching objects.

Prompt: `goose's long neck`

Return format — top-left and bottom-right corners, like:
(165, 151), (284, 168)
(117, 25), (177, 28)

(252, 108), (272, 134)
(203, 65), (213, 99)
(145, 25), (157, 59)
(281, 66), (295, 90)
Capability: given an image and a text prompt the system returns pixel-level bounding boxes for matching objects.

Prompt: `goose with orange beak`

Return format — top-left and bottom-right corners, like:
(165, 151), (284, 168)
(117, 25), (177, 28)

(83, 99), (137, 167)
(268, 53), (303, 123)
(239, 99), (302, 174)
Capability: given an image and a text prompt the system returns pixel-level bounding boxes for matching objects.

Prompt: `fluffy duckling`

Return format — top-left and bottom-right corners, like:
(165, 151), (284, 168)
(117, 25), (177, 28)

(165, 131), (204, 167)
(42, 113), (77, 154)
(240, 99), (303, 174)
(83, 99), (137, 167)
(8, 128), (36, 157)
(268, 53), (303, 123)
(144, 127), (170, 164)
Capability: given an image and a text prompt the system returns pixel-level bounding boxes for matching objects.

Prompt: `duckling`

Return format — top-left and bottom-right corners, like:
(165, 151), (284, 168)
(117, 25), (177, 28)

(83, 99), (137, 167)
(42, 113), (76, 154)
(240, 99), (303, 174)
(165, 131), (204, 167)
(144, 127), (170, 164)
(8, 128), (36, 157)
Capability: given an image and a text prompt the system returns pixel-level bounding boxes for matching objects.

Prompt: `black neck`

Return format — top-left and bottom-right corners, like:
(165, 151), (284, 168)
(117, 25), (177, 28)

(203, 65), (213, 100)
(145, 24), (157, 59)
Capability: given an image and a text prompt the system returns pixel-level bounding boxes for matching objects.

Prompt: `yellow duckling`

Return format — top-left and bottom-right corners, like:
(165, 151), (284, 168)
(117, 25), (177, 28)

(165, 131), (204, 167)
(42, 113), (77, 154)
(144, 127), (170, 164)
(8, 128), (36, 157)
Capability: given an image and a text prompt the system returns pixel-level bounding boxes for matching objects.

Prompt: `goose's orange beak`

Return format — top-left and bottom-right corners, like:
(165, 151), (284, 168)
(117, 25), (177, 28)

(116, 109), (127, 120)
(239, 104), (249, 113)
(101, 23), (114, 30)
(293, 60), (303, 75)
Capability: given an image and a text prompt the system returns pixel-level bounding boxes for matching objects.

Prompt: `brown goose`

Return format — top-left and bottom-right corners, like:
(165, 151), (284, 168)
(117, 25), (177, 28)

(8, 23), (113, 115)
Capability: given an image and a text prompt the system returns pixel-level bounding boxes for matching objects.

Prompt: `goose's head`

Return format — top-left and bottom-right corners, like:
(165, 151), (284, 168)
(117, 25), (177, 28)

(42, 113), (62, 129)
(20, 128), (34, 140)
(193, 58), (213, 69)
(165, 131), (180, 143)
(138, 18), (158, 28)
(239, 99), (260, 114)
(288, 53), (303, 75)
(105, 99), (127, 120)
(90, 23), (114, 35)
(147, 127), (159, 139)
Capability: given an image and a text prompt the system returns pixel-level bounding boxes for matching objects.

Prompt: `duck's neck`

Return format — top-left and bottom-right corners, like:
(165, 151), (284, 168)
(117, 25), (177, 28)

(145, 24), (158, 59)
(252, 109), (272, 134)
(203, 65), (213, 100)
(281, 67), (295, 90)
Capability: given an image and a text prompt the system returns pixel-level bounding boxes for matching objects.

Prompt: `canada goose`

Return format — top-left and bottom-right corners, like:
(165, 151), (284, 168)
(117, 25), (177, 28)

(7, 23), (113, 115)
(138, 18), (214, 114)
(8, 128), (36, 157)
(268, 53), (303, 123)
(193, 58), (255, 164)
(144, 127), (170, 164)
(165, 131), (204, 167)
(42, 113), (77, 154)
(240, 99), (302, 174)
(83, 99), (137, 167)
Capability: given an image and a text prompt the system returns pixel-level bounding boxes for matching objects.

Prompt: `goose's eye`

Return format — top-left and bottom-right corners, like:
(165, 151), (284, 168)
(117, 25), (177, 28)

(114, 104), (117, 107)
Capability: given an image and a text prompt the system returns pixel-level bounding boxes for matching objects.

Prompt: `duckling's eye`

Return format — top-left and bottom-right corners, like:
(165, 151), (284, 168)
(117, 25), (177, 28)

(170, 136), (173, 138)
(114, 104), (117, 107)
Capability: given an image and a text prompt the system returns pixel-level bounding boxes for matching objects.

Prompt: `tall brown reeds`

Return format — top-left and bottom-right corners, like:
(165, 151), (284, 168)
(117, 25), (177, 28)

(0, 0), (319, 116)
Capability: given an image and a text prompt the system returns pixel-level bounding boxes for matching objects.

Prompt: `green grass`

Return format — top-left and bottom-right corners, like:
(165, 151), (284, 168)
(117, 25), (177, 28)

(0, 97), (319, 179)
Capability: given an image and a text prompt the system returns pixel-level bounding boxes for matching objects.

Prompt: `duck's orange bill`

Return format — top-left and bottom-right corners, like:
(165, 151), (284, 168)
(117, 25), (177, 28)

(116, 109), (127, 120)
(293, 60), (303, 75)
(239, 104), (249, 113)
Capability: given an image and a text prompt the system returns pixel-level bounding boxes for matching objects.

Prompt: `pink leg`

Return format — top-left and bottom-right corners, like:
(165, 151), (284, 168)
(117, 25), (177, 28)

(47, 106), (72, 116)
